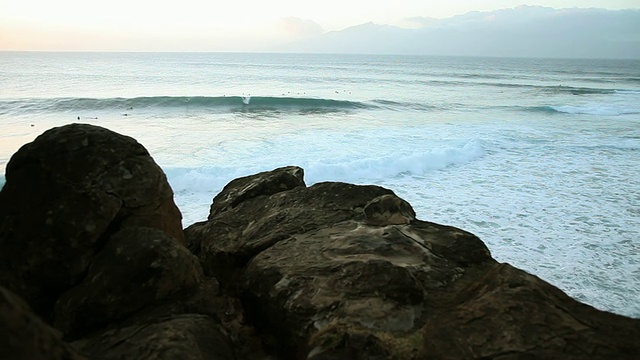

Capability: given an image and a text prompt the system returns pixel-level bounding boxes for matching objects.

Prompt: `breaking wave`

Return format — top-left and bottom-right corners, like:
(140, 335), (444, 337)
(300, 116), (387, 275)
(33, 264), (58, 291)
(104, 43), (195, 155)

(165, 139), (484, 194)
(0, 96), (374, 116)
(525, 105), (640, 116)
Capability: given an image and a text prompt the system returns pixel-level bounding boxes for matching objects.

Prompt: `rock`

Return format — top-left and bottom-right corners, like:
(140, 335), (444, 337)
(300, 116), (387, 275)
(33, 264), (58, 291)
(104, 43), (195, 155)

(364, 194), (416, 226)
(188, 167), (495, 358)
(208, 165), (306, 220)
(0, 123), (184, 320)
(0, 285), (86, 360)
(186, 180), (397, 284)
(3, 125), (640, 359)
(53, 226), (212, 339)
(420, 263), (640, 359)
(0, 124), (266, 359)
(239, 219), (493, 359)
(189, 166), (640, 359)
(71, 314), (235, 360)
(186, 165), (306, 256)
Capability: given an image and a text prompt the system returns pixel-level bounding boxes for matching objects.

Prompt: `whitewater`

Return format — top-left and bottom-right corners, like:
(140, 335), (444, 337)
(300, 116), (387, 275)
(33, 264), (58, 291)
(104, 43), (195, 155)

(0, 52), (639, 318)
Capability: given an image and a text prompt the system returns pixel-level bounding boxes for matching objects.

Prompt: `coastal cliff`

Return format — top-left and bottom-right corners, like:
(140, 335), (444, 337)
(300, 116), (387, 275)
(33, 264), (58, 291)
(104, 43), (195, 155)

(1, 124), (638, 359)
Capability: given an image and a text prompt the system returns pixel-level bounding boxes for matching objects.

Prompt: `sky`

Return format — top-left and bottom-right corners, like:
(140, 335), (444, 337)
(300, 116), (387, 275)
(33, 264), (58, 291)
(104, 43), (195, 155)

(0, 0), (639, 51)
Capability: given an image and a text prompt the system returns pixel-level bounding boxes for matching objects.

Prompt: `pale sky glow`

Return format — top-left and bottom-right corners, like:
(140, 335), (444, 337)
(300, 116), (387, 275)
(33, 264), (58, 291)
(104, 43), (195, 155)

(1, 0), (639, 51)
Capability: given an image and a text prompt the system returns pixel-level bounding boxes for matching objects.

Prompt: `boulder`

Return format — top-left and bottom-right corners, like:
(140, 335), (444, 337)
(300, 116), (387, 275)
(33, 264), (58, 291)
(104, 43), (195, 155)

(53, 226), (213, 339)
(185, 175), (397, 284)
(363, 193), (416, 226)
(0, 285), (86, 360)
(240, 219), (493, 359)
(0, 123), (184, 320)
(71, 314), (235, 360)
(188, 166), (640, 359)
(187, 167), (494, 358)
(0, 124), (248, 358)
(420, 263), (640, 359)
(208, 165), (306, 220)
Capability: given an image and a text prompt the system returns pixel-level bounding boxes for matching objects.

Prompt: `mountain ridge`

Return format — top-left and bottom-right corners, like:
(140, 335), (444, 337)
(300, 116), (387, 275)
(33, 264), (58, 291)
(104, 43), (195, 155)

(274, 6), (640, 59)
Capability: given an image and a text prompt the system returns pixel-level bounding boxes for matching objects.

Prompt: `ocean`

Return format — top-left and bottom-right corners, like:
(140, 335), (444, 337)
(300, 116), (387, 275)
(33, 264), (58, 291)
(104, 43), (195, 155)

(0, 52), (639, 318)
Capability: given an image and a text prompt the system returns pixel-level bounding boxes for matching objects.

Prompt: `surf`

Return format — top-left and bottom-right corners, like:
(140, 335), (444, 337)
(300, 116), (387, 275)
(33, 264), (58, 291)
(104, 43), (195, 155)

(0, 96), (375, 116)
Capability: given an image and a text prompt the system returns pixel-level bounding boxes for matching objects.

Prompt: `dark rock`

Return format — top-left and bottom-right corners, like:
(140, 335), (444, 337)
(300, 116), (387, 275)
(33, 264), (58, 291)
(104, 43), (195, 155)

(71, 314), (235, 360)
(239, 219), (493, 358)
(53, 226), (211, 338)
(0, 124), (267, 359)
(208, 165), (305, 219)
(0, 123), (184, 320)
(188, 167), (495, 358)
(3, 125), (640, 360)
(0, 285), (86, 360)
(186, 166), (305, 256)
(189, 166), (640, 359)
(420, 263), (640, 359)
(186, 181), (396, 284)
(364, 194), (416, 226)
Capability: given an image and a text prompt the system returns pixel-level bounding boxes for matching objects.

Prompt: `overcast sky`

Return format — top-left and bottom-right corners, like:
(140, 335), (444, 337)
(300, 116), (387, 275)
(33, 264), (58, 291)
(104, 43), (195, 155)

(1, 0), (639, 51)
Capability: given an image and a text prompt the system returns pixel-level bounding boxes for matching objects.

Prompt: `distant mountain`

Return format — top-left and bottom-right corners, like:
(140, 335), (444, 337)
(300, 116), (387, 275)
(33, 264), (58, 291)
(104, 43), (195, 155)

(275, 6), (640, 59)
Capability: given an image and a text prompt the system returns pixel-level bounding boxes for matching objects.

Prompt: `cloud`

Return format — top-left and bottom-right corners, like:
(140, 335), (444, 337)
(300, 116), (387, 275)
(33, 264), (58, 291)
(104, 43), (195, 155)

(277, 17), (324, 38)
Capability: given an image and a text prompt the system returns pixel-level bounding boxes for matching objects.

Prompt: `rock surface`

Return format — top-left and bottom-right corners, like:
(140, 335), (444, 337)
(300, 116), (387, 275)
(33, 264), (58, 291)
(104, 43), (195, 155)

(420, 263), (640, 359)
(53, 226), (211, 338)
(71, 314), (236, 360)
(187, 165), (640, 359)
(0, 124), (242, 359)
(0, 285), (86, 360)
(0, 123), (184, 321)
(1, 124), (639, 359)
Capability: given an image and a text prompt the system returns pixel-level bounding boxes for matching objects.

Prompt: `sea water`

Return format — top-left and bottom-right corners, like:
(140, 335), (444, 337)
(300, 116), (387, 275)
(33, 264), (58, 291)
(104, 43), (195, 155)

(0, 52), (639, 318)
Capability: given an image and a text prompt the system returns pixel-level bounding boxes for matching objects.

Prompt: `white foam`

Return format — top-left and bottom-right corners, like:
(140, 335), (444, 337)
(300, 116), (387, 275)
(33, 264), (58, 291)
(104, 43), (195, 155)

(551, 90), (640, 116)
(165, 139), (485, 224)
(552, 104), (639, 116)
(303, 139), (484, 184)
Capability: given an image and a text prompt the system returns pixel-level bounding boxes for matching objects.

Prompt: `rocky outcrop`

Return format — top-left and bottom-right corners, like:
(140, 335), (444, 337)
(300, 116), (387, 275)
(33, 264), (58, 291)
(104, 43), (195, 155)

(187, 165), (640, 359)
(1, 124), (639, 359)
(0, 124), (241, 359)
(419, 263), (640, 359)
(53, 226), (212, 338)
(0, 124), (184, 321)
(208, 165), (306, 220)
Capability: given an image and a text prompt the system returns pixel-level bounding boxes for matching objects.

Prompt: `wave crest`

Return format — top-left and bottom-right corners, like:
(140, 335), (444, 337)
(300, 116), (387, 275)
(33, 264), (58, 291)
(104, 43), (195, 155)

(164, 139), (484, 194)
(525, 105), (639, 116)
(0, 96), (373, 115)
